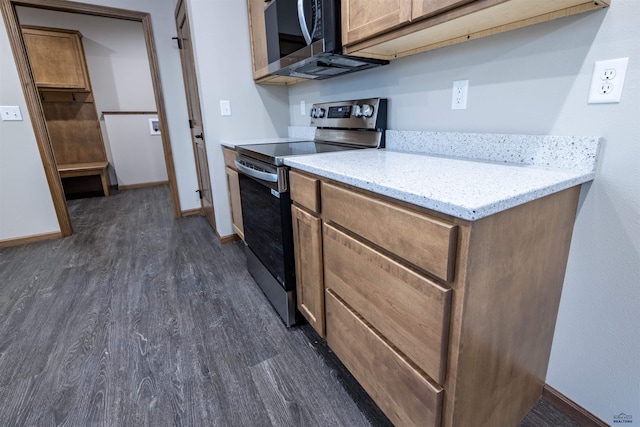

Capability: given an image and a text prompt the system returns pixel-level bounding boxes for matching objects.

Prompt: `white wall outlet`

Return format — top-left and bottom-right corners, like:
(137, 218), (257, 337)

(0, 105), (23, 121)
(220, 100), (231, 116)
(300, 100), (306, 115)
(451, 80), (469, 110)
(588, 57), (629, 104)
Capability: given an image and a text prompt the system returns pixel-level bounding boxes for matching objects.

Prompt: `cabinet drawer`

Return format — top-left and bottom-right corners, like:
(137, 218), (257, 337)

(326, 290), (443, 427)
(322, 182), (458, 282)
(324, 224), (451, 384)
(290, 170), (320, 214)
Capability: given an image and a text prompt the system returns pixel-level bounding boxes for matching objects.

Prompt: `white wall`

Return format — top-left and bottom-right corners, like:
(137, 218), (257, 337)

(289, 1), (640, 423)
(0, 26), (59, 240)
(185, 0), (290, 237)
(103, 114), (168, 186)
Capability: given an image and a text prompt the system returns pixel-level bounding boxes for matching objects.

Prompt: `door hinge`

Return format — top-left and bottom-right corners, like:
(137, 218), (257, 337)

(172, 36), (183, 49)
(189, 119), (194, 129)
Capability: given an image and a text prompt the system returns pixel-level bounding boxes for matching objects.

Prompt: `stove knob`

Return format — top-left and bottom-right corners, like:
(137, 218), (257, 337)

(353, 105), (363, 118)
(361, 104), (374, 118)
(310, 107), (317, 118)
(317, 107), (326, 118)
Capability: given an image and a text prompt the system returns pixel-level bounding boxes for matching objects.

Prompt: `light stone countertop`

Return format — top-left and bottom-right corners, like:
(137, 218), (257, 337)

(284, 148), (598, 221)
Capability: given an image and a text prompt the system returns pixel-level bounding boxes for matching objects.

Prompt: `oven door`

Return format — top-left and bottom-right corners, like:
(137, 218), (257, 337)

(235, 159), (295, 293)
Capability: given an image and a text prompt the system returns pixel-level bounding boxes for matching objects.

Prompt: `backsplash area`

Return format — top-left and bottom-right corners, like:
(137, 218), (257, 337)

(288, 126), (601, 176)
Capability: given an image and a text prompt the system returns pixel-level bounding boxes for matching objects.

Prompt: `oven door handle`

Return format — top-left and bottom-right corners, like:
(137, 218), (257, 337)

(235, 160), (278, 183)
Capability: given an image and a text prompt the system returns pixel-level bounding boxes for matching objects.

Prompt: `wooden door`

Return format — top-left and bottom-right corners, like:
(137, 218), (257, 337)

(175, 0), (216, 230)
(341, 0), (411, 47)
(291, 205), (325, 336)
(411, 0), (473, 21)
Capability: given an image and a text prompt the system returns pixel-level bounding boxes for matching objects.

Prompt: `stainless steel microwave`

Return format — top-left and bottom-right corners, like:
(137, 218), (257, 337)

(264, 0), (388, 80)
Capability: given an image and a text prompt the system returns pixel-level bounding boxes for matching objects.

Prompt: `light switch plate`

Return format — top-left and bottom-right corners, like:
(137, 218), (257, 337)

(0, 106), (23, 121)
(220, 100), (231, 116)
(300, 100), (306, 115)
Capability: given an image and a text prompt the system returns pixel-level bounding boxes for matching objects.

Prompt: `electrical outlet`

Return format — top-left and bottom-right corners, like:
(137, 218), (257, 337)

(452, 80), (469, 110)
(0, 105), (23, 121)
(588, 57), (629, 104)
(599, 83), (613, 94)
(220, 100), (231, 116)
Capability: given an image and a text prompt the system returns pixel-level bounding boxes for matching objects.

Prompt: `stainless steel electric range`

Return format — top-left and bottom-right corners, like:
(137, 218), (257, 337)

(235, 98), (387, 326)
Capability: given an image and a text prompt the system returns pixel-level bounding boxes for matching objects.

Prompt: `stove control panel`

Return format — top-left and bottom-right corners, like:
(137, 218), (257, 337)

(309, 98), (387, 131)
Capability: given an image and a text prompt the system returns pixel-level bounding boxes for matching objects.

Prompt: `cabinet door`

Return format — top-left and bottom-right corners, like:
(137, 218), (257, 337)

(411, 0), (474, 20)
(342, 0), (411, 47)
(291, 205), (325, 336)
(22, 27), (91, 91)
(246, 0), (269, 79)
(225, 166), (244, 240)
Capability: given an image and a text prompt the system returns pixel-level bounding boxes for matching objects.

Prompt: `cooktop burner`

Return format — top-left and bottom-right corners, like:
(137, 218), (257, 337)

(236, 141), (358, 166)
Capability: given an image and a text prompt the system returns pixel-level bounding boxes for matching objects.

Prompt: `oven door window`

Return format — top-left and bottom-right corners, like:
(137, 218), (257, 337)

(238, 173), (294, 290)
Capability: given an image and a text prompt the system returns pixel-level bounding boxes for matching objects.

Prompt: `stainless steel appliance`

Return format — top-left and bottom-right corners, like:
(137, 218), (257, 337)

(264, 0), (388, 80)
(236, 98), (387, 326)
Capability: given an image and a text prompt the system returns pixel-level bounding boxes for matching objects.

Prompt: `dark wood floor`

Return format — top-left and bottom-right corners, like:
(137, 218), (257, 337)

(0, 186), (581, 426)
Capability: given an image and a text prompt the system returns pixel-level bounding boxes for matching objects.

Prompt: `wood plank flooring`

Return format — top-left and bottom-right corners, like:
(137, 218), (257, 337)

(0, 186), (581, 426)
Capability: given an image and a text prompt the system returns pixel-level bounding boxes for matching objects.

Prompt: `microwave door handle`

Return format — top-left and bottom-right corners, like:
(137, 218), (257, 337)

(297, 0), (312, 45)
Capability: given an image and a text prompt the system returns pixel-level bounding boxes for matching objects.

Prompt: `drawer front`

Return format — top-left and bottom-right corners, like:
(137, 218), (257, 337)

(324, 224), (451, 384)
(326, 290), (443, 427)
(290, 170), (320, 214)
(322, 182), (458, 282)
(222, 147), (236, 169)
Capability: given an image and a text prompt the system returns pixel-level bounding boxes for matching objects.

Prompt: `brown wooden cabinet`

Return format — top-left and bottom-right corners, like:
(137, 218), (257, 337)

(411, 0), (474, 21)
(290, 170), (324, 335)
(289, 168), (583, 427)
(22, 26), (91, 91)
(342, 0), (610, 60)
(291, 206), (325, 336)
(341, 0), (411, 47)
(223, 147), (244, 240)
(246, 0), (269, 80)
(22, 26), (110, 198)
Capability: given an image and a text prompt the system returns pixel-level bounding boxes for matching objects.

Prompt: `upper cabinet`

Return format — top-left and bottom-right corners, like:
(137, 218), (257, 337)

(22, 26), (91, 91)
(341, 1), (411, 46)
(342, 0), (610, 60)
(341, 0), (473, 46)
(246, 0), (269, 80)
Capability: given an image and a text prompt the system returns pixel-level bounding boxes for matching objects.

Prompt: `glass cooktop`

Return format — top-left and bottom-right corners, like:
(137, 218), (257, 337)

(237, 141), (360, 166)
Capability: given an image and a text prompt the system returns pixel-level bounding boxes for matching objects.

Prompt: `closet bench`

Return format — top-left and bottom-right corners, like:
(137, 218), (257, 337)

(57, 161), (110, 197)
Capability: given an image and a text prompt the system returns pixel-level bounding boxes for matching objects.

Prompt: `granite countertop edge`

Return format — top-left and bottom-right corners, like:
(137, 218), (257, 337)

(284, 150), (596, 221)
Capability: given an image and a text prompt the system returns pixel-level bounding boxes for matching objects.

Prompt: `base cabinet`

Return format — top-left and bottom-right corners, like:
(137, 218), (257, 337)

(222, 147), (244, 240)
(289, 169), (581, 427)
(291, 206), (325, 336)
